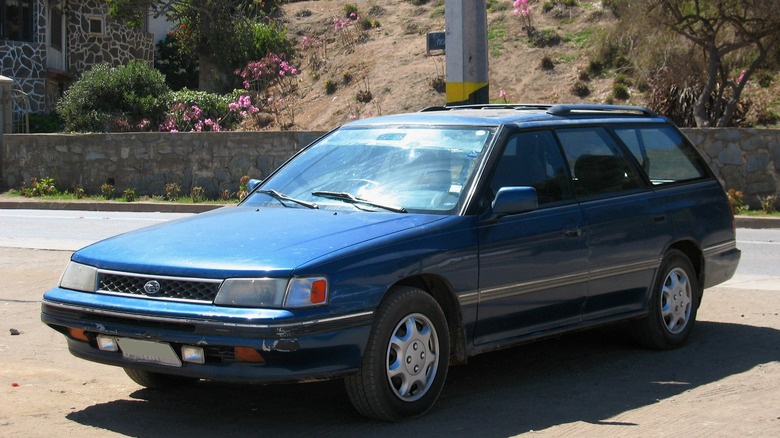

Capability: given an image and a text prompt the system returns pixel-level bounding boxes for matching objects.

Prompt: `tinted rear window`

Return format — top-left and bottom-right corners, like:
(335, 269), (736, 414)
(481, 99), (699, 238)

(613, 126), (709, 184)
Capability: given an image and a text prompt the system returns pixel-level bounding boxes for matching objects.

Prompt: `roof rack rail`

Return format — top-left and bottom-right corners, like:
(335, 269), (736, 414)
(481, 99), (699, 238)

(419, 104), (554, 112)
(547, 104), (657, 117)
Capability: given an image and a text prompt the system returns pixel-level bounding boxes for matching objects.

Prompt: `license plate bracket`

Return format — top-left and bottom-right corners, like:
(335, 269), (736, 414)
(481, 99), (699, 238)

(117, 338), (182, 367)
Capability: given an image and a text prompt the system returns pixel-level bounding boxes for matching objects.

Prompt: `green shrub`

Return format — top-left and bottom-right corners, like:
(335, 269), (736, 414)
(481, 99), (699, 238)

(190, 186), (205, 203)
(165, 183), (182, 201)
(28, 113), (63, 133)
(101, 183), (116, 200)
(20, 177), (58, 197)
(325, 79), (338, 94)
(123, 188), (137, 202)
(57, 61), (172, 132)
(155, 32), (199, 91)
(168, 89), (242, 130)
(571, 81), (591, 97)
(611, 83), (630, 100)
(344, 3), (359, 17)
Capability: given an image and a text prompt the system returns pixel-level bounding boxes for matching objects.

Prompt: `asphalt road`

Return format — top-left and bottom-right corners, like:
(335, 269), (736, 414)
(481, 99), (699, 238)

(1, 208), (778, 437)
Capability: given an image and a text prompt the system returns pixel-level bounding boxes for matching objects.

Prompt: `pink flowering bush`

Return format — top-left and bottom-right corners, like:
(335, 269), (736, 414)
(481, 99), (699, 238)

(233, 52), (302, 129)
(301, 35), (329, 75)
(158, 89), (240, 132)
(333, 12), (366, 53)
(514, 0), (533, 28)
(159, 103), (223, 132)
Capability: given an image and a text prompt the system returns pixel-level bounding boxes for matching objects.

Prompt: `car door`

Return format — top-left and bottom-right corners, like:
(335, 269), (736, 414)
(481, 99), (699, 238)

(474, 130), (588, 346)
(555, 127), (672, 320)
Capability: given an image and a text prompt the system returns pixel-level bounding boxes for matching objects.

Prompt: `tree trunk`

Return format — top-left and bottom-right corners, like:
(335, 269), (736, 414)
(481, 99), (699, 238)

(693, 46), (720, 127)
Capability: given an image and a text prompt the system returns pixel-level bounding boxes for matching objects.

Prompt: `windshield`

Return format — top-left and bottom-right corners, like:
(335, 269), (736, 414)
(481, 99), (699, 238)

(245, 125), (496, 213)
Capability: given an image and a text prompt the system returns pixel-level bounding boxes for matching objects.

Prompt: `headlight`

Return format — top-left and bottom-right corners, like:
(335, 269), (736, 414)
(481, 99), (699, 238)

(59, 262), (98, 292)
(215, 277), (328, 308)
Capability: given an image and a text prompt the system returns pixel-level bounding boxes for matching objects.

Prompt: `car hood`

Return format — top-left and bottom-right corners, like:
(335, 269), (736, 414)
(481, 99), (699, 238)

(71, 205), (446, 278)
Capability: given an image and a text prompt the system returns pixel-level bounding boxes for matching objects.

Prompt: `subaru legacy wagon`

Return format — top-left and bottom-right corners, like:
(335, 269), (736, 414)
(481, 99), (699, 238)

(42, 104), (740, 421)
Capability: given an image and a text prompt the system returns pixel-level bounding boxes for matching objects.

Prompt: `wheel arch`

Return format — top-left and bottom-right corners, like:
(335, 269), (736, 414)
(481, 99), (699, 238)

(666, 240), (704, 286)
(394, 274), (468, 365)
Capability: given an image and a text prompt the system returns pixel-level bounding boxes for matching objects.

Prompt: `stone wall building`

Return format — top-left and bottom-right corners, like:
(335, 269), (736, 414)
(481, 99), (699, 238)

(0, 0), (153, 116)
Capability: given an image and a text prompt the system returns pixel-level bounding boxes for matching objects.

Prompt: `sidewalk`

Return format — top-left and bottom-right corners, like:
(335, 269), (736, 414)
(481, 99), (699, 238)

(0, 196), (778, 228)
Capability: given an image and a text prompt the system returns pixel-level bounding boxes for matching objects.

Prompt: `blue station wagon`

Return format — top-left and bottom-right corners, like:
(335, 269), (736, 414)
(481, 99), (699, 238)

(42, 104), (740, 421)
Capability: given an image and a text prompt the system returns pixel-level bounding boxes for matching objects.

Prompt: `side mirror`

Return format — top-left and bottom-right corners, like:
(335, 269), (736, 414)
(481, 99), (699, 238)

(491, 186), (538, 216)
(247, 179), (263, 192)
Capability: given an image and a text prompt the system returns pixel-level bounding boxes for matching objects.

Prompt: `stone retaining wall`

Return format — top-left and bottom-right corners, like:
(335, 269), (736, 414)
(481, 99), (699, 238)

(682, 128), (780, 207)
(1, 129), (778, 205)
(1, 131), (324, 198)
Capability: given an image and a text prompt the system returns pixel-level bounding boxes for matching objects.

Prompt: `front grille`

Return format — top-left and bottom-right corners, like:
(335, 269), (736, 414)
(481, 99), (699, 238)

(98, 272), (221, 303)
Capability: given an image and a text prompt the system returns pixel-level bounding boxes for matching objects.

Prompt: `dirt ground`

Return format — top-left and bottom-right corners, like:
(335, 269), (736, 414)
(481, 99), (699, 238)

(1, 246), (779, 437)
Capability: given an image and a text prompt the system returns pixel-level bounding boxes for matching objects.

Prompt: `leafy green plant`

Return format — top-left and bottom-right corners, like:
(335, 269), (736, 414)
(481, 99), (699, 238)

(155, 32), (199, 91)
(165, 183), (182, 201)
(611, 83), (630, 100)
(540, 56), (555, 70)
(71, 183), (86, 199)
(344, 3), (359, 18)
(101, 183), (116, 200)
(20, 177), (59, 197)
(325, 79), (338, 94)
(238, 175), (251, 200)
(190, 186), (205, 203)
(727, 189), (748, 214)
(123, 188), (137, 202)
(220, 189), (234, 201)
(571, 81), (590, 97)
(758, 194), (778, 214)
(57, 61), (172, 132)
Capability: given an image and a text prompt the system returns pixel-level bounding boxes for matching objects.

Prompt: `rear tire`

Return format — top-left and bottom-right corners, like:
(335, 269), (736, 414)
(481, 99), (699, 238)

(124, 368), (194, 389)
(345, 286), (450, 421)
(633, 250), (700, 349)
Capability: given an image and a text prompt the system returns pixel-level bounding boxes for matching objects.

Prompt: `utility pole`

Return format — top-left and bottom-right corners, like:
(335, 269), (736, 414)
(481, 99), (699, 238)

(445, 0), (489, 105)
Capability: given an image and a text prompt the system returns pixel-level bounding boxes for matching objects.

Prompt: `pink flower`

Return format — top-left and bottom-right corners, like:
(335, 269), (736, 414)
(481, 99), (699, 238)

(736, 69), (748, 84)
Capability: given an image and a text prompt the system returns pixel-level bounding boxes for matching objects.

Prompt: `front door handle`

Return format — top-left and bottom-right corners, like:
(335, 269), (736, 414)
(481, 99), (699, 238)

(563, 227), (582, 238)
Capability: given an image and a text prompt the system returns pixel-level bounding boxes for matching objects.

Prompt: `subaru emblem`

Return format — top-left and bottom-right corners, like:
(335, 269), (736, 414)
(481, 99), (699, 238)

(143, 280), (162, 295)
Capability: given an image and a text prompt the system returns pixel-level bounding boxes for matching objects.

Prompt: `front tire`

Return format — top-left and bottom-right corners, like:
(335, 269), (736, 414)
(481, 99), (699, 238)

(345, 286), (450, 421)
(634, 250), (701, 349)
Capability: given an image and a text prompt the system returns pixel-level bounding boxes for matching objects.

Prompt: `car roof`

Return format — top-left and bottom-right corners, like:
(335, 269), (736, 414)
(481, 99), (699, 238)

(343, 104), (669, 128)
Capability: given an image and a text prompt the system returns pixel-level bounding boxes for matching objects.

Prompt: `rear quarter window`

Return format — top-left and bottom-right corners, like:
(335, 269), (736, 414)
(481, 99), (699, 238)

(613, 126), (709, 184)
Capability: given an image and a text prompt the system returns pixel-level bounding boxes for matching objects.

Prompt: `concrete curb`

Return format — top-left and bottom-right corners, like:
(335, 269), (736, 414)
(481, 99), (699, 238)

(0, 199), (223, 214)
(735, 215), (780, 230)
(0, 198), (777, 228)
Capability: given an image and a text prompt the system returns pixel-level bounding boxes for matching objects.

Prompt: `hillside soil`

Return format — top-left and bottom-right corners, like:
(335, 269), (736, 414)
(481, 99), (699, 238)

(277, 0), (620, 130)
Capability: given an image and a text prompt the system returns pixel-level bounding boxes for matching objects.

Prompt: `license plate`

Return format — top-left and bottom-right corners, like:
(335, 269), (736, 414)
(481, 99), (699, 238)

(117, 338), (182, 367)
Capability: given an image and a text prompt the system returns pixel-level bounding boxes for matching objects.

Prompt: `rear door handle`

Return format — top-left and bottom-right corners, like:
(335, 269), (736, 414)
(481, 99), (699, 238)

(563, 227), (582, 238)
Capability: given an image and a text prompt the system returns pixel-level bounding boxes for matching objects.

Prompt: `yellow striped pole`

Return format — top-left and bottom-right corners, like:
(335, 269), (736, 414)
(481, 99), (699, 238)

(445, 0), (489, 105)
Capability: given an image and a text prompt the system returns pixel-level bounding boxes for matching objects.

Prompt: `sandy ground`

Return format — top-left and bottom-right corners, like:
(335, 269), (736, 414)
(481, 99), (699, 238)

(1, 246), (778, 437)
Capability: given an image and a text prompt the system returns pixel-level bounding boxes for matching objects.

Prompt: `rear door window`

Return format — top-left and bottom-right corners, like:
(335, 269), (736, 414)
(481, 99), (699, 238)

(613, 126), (709, 184)
(555, 127), (645, 198)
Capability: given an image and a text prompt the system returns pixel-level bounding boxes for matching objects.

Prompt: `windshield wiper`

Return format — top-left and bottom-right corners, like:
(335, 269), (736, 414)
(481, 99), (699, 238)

(257, 189), (318, 209)
(312, 191), (407, 213)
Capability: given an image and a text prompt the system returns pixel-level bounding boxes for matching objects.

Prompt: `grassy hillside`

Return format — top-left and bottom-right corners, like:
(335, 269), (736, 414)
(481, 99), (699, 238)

(276, 0), (779, 130)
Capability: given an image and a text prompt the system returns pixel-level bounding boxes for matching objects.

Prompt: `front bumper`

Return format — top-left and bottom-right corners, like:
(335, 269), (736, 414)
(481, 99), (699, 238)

(41, 287), (373, 383)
